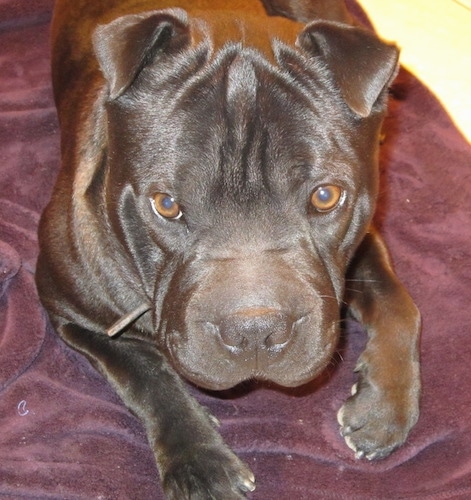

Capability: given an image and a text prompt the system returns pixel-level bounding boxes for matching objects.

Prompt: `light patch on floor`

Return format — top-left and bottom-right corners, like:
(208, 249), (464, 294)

(358, 0), (471, 141)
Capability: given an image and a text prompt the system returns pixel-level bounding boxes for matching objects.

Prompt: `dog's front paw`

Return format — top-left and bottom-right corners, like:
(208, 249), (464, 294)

(337, 377), (419, 460)
(162, 444), (255, 499)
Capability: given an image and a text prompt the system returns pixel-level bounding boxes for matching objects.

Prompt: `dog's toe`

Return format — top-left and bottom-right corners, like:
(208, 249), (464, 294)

(163, 444), (255, 499)
(338, 380), (419, 461)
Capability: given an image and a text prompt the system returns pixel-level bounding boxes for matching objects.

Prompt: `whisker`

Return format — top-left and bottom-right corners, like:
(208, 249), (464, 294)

(344, 287), (363, 294)
(345, 278), (382, 283)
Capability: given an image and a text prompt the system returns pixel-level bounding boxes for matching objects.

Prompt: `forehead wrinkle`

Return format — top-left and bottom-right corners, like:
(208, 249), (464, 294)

(225, 49), (258, 110)
(216, 53), (279, 204)
(165, 43), (340, 208)
(213, 49), (326, 206)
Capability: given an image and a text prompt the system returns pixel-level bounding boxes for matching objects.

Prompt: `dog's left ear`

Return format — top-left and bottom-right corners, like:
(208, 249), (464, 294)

(93, 8), (190, 99)
(297, 21), (399, 117)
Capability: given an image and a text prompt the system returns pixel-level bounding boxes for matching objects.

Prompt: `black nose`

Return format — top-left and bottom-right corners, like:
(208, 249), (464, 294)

(218, 308), (292, 351)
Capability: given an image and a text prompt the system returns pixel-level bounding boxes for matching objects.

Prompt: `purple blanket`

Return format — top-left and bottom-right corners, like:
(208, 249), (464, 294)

(1, 1), (470, 498)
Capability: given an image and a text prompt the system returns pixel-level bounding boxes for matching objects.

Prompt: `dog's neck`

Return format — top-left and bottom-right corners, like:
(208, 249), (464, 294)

(189, 10), (303, 65)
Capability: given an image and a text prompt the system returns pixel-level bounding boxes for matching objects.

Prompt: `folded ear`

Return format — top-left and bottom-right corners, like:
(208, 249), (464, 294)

(93, 8), (190, 99)
(297, 21), (399, 117)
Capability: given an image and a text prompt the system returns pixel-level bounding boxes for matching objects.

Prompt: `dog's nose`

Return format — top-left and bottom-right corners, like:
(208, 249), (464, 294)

(218, 308), (292, 351)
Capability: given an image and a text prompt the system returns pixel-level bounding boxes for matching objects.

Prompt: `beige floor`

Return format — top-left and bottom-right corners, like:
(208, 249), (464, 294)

(357, 0), (471, 142)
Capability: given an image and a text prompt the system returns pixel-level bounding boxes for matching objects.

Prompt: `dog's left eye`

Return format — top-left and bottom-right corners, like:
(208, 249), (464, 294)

(310, 185), (344, 212)
(151, 193), (182, 220)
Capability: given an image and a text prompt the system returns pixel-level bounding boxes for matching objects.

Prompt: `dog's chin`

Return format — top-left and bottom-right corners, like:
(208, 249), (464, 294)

(177, 362), (333, 392)
(169, 340), (339, 392)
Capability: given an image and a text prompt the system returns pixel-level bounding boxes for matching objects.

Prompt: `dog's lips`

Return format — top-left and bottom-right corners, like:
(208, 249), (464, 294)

(164, 314), (340, 391)
(169, 340), (338, 391)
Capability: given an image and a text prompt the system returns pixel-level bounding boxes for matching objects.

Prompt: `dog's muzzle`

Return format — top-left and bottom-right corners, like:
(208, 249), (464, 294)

(159, 251), (341, 390)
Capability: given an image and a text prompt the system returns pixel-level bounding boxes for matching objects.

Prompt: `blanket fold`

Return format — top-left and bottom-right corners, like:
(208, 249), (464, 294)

(0, 0), (470, 498)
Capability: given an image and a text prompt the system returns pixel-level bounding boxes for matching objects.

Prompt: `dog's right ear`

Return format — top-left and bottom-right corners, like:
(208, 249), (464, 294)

(93, 8), (190, 99)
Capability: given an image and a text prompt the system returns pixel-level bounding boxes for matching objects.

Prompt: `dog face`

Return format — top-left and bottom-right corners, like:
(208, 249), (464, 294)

(89, 9), (398, 390)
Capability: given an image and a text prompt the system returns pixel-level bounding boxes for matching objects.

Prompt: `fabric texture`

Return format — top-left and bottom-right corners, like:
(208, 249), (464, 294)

(0, 1), (470, 498)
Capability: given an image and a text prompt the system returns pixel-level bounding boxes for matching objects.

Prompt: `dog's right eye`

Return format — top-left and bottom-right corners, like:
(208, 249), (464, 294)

(310, 185), (344, 212)
(151, 193), (182, 220)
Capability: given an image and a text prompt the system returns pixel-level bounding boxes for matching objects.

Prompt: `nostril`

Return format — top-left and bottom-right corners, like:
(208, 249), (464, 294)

(264, 318), (291, 349)
(204, 320), (247, 348)
(217, 308), (292, 351)
(216, 316), (247, 349)
(217, 315), (252, 349)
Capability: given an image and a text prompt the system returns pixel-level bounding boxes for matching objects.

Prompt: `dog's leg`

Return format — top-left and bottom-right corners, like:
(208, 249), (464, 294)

(59, 325), (255, 499)
(338, 230), (421, 460)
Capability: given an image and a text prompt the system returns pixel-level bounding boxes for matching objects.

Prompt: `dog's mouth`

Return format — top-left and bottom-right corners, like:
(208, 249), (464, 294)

(101, 299), (340, 390)
(164, 312), (340, 391)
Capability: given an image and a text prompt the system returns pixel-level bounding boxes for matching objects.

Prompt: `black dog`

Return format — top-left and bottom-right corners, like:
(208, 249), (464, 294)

(36, 0), (421, 497)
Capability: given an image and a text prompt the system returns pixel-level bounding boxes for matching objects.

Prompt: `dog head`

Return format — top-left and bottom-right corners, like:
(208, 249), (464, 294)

(91, 9), (398, 390)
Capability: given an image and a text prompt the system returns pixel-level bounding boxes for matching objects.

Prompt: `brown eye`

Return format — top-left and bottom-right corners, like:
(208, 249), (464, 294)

(152, 193), (182, 219)
(310, 185), (344, 212)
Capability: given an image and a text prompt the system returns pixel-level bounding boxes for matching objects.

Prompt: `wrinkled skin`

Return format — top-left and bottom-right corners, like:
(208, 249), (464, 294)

(36, 0), (421, 497)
